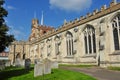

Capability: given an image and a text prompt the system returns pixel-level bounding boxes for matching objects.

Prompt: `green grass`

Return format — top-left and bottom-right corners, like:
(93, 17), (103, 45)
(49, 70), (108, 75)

(0, 66), (96, 80)
(108, 66), (120, 71)
(59, 64), (96, 68)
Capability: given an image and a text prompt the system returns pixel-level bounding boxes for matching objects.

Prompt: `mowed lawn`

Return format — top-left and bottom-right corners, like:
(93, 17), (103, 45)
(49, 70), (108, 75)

(0, 66), (96, 80)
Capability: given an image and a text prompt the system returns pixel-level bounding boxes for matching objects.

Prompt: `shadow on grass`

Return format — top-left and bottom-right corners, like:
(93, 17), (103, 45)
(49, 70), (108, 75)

(0, 67), (34, 80)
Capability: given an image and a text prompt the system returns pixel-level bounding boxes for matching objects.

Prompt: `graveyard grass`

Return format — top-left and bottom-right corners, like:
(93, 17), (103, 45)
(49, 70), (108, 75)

(59, 64), (96, 68)
(108, 66), (120, 71)
(0, 66), (96, 80)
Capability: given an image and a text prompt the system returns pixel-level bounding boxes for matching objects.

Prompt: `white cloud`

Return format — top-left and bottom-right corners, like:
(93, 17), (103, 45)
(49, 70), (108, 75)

(49, 0), (92, 12)
(8, 26), (26, 40)
(7, 6), (16, 10)
(12, 29), (22, 36)
(3, 4), (16, 10)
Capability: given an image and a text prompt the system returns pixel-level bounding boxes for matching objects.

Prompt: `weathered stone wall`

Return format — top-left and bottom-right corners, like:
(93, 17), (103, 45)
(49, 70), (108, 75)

(9, 1), (120, 67)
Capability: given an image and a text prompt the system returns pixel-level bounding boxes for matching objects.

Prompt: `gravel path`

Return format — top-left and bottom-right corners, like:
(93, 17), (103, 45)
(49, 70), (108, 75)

(60, 66), (120, 80)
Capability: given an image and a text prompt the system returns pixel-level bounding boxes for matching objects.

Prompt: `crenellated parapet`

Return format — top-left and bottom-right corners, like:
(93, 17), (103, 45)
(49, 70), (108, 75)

(29, 19), (54, 41)
(11, 40), (30, 45)
(101, 5), (107, 11)
(29, 0), (119, 44)
(110, 0), (117, 7)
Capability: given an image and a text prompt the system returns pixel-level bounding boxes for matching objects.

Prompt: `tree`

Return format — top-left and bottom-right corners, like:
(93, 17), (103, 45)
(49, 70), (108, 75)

(0, 0), (15, 52)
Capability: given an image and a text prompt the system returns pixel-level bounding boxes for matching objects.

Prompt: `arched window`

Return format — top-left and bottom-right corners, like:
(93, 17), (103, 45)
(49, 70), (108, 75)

(16, 53), (20, 58)
(66, 32), (74, 56)
(83, 25), (96, 54)
(23, 54), (25, 60)
(112, 14), (120, 50)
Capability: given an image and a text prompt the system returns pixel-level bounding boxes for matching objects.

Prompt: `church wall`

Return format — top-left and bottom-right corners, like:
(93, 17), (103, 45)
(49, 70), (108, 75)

(104, 10), (120, 67)
(9, 1), (120, 67)
(28, 10), (120, 66)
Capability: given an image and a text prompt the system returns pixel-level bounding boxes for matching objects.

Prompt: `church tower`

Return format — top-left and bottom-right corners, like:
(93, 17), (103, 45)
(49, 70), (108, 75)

(29, 19), (39, 41)
(32, 19), (39, 28)
(29, 12), (54, 41)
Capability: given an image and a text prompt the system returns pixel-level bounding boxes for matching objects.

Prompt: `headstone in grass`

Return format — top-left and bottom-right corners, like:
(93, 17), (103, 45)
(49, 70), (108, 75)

(51, 61), (58, 69)
(0, 60), (5, 70)
(20, 60), (25, 67)
(43, 58), (51, 74)
(15, 58), (21, 67)
(34, 63), (44, 77)
(5, 60), (11, 67)
(25, 58), (31, 70)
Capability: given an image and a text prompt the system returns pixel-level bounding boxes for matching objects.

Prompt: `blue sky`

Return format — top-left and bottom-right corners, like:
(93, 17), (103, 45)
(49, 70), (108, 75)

(4, 0), (118, 41)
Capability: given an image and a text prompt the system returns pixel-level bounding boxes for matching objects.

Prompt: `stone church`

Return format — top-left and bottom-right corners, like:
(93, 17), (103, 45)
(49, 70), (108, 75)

(9, 0), (120, 67)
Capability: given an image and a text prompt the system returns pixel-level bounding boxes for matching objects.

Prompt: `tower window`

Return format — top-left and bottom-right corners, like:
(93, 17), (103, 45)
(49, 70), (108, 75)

(43, 31), (46, 34)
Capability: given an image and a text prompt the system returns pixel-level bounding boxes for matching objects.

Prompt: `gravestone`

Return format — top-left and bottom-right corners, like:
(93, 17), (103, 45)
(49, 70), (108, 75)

(21, 60), (25, 67)
(25, 58), (31, 70)
(34, 63), (44, 77)
(51, 61), (58, 69)
(0, 61), (5, 70)
(15, 58), (21, 67)
(43, 58), (51, 74)
(34, 58), (52, 77)
(5, 60), (11, 67)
